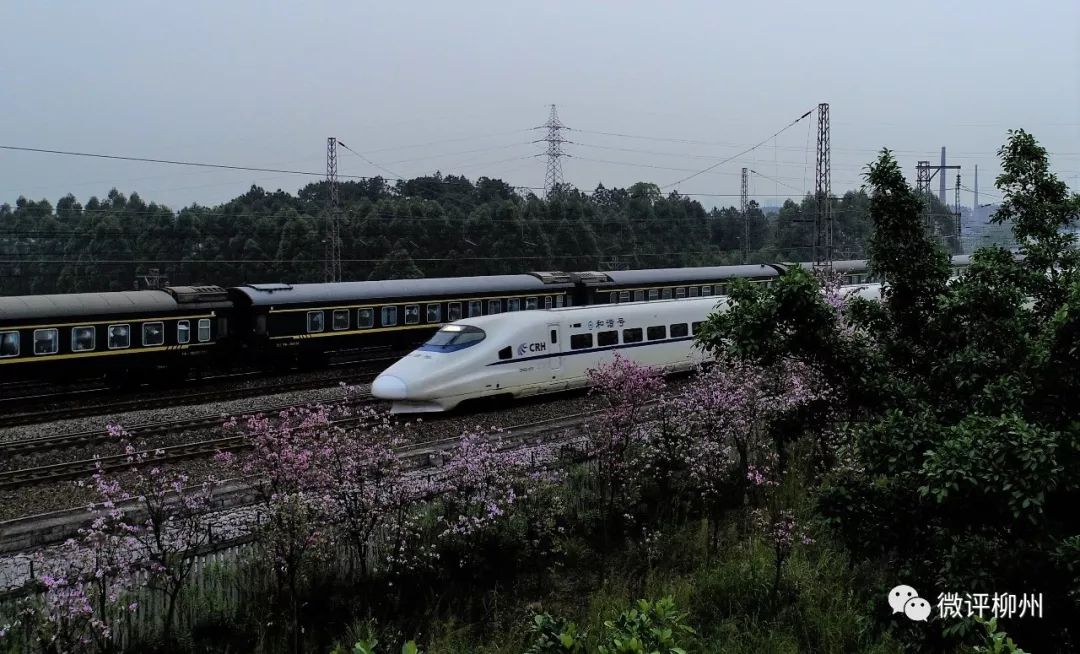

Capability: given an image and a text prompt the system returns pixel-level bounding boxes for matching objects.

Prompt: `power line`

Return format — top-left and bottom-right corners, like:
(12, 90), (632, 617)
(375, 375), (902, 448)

(336, 140), (402, 179)
(661, 107), (816, 189)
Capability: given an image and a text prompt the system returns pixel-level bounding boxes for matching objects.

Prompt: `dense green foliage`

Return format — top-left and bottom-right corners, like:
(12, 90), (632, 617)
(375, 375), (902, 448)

(703, 130), (1080, 652)
(0, 176), (963, 295)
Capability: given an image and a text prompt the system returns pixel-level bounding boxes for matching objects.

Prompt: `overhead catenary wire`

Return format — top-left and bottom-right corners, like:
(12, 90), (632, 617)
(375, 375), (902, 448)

(660, 108), (816, 189)
(335, 141), (402, 179)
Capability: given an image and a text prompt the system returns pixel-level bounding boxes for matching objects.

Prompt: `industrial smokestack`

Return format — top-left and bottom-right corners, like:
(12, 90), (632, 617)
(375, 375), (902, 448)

(939, 147), (947, 203)
(974, 164), (979, 223)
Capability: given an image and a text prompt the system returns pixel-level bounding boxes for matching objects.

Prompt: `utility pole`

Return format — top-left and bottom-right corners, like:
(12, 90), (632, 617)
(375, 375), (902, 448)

(323, 137), (342, 282)
(954, 172), (962, 252)
(740, 167), (749, 264)
(915, 155), (960, 238)
(537, 105), (569, 199)
(814, 103), (832, 266)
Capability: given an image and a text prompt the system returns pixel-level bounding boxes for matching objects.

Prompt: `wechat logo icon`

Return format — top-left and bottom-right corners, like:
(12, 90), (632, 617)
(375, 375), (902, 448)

(889, 585), (930, 622)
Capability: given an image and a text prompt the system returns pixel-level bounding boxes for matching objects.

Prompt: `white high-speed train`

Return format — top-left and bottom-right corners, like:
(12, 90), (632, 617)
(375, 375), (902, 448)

(371, 284), (882, 413)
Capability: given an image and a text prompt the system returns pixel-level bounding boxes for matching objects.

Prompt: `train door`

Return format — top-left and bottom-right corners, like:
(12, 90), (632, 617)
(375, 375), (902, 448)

(547, 322), (562, 371)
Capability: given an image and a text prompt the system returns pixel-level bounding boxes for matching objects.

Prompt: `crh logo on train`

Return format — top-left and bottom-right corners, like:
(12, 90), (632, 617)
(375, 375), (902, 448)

(517, 342), (546, 356)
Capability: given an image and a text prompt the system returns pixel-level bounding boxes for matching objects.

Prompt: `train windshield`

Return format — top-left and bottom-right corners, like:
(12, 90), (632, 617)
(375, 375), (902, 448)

(418, 325), (486, 352)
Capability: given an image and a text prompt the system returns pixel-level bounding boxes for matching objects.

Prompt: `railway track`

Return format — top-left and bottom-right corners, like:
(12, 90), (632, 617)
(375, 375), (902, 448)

(0, 370), (380, 427)
(0, 393), (378, 489)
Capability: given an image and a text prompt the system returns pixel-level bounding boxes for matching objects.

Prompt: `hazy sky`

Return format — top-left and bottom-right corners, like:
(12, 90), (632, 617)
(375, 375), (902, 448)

(2, 1), (1078, 211)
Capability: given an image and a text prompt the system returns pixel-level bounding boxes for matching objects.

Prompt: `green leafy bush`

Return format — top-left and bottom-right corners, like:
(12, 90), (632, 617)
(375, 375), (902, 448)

(596, 597), (696, 654)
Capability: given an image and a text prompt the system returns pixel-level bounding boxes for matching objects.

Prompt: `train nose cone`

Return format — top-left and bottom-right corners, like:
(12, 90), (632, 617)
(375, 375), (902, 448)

(372, 374), (409, 400)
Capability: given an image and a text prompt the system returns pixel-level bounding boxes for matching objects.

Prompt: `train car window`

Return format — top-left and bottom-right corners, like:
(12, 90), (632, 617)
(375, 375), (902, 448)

(33, 329), (58, 355)
(550, 329), (557, 344)
(544, 297), (552, 309)
(468, 300), (482, 317)
(646, 325), (667, 341)
(670, 323), (689, 338)
(622, 327), (643, 343)
(555, 295), (564, 307)
(508, 298), (521, 312)
(597, 330), (618, 347)
(178, 320), (191, 343)
(570, 333), (592, 350)
(381, 306), (398, 327)
(0, 331), (19, 357)
(254, 316), (266, 336)
(619, 291), (630, 303)
(357, 308), (374, 329)
(448, 303), (462, 321)
(197, 319), (211, 342)
(142, 322), (165, 347)
(332, 309), (350, 331)
(71, 326), (95, 352)
(691, 321), (704, 335)
(701, 285), (712, 296)
(404, 305), (420, 325)
(306, 311), (325, 333)
(662, 288), (673, 300)
(689, 287), (700, 297)
(525, 297), (538, 310)
(634, 290), (645, 302)
(108, 324), (130, 349)
(608, 292), (617, 304)
(676, 287), (686, 299)
(498, 346), (512, 360)
(488, 299), (502, 314)
(648, 289), (659, 301)
(426, 304), (441, 323)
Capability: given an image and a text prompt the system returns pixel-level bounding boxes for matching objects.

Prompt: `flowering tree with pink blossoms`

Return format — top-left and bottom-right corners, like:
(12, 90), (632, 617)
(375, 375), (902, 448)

(219, 403), (339, 653)
(91, 423), (218, 646)
(674, 357), (826, 552)
(585, 353), (666, 550)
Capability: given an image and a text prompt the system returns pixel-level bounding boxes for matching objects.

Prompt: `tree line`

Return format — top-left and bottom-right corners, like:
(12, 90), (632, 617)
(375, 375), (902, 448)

(0, 174), (963, 296)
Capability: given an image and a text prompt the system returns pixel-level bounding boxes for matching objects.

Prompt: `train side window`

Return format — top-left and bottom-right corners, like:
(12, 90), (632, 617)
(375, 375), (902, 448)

(676, 287), (686, 299)
(381, 306), (398, 327)
(332, 309), (350, 331)
(108, 324), (130, 349)
(622, 327), (643, 343)
(648, 289), (659, 301)
(177, 320), (191, 343)
(646, 325), (667, 341)
(550, 329), (558, 344)
(254, 316), (267, 336)
(691, 321), (704, 335)
(570, 333), (592, 350)
(555, 295), (564, 307)
(719, 284), (728, 295)
(689, 287), (700, 297)
(142, 322), (165, 347)
(662, 288), (672, 300)
(701, 285), (712, 296)
(306, 311), (325, 333)
(608, 292), (617, 304)
(619, 291), (630, 303)
(498, 346), (512, 360)
(508, 298), (521, 312)
(33, 328), (58, 355)
(357, 308), (374, 329)
(0, 331), (19, 357)
(597, 330), (618, 347)
(404, 305), (420, 325)
(426, 304), (441, 323)
(197, 319), (211, 342)
(525, 297), (538, 310)
(634, 290), (645, 302)
(447, 303), (462, 321)
(670, 323), (689, 338)
(544, 297), (552, 309)
(468, 300), (482, 317)
(71, 326), (95, 352)
(488, 299), (502, 314)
